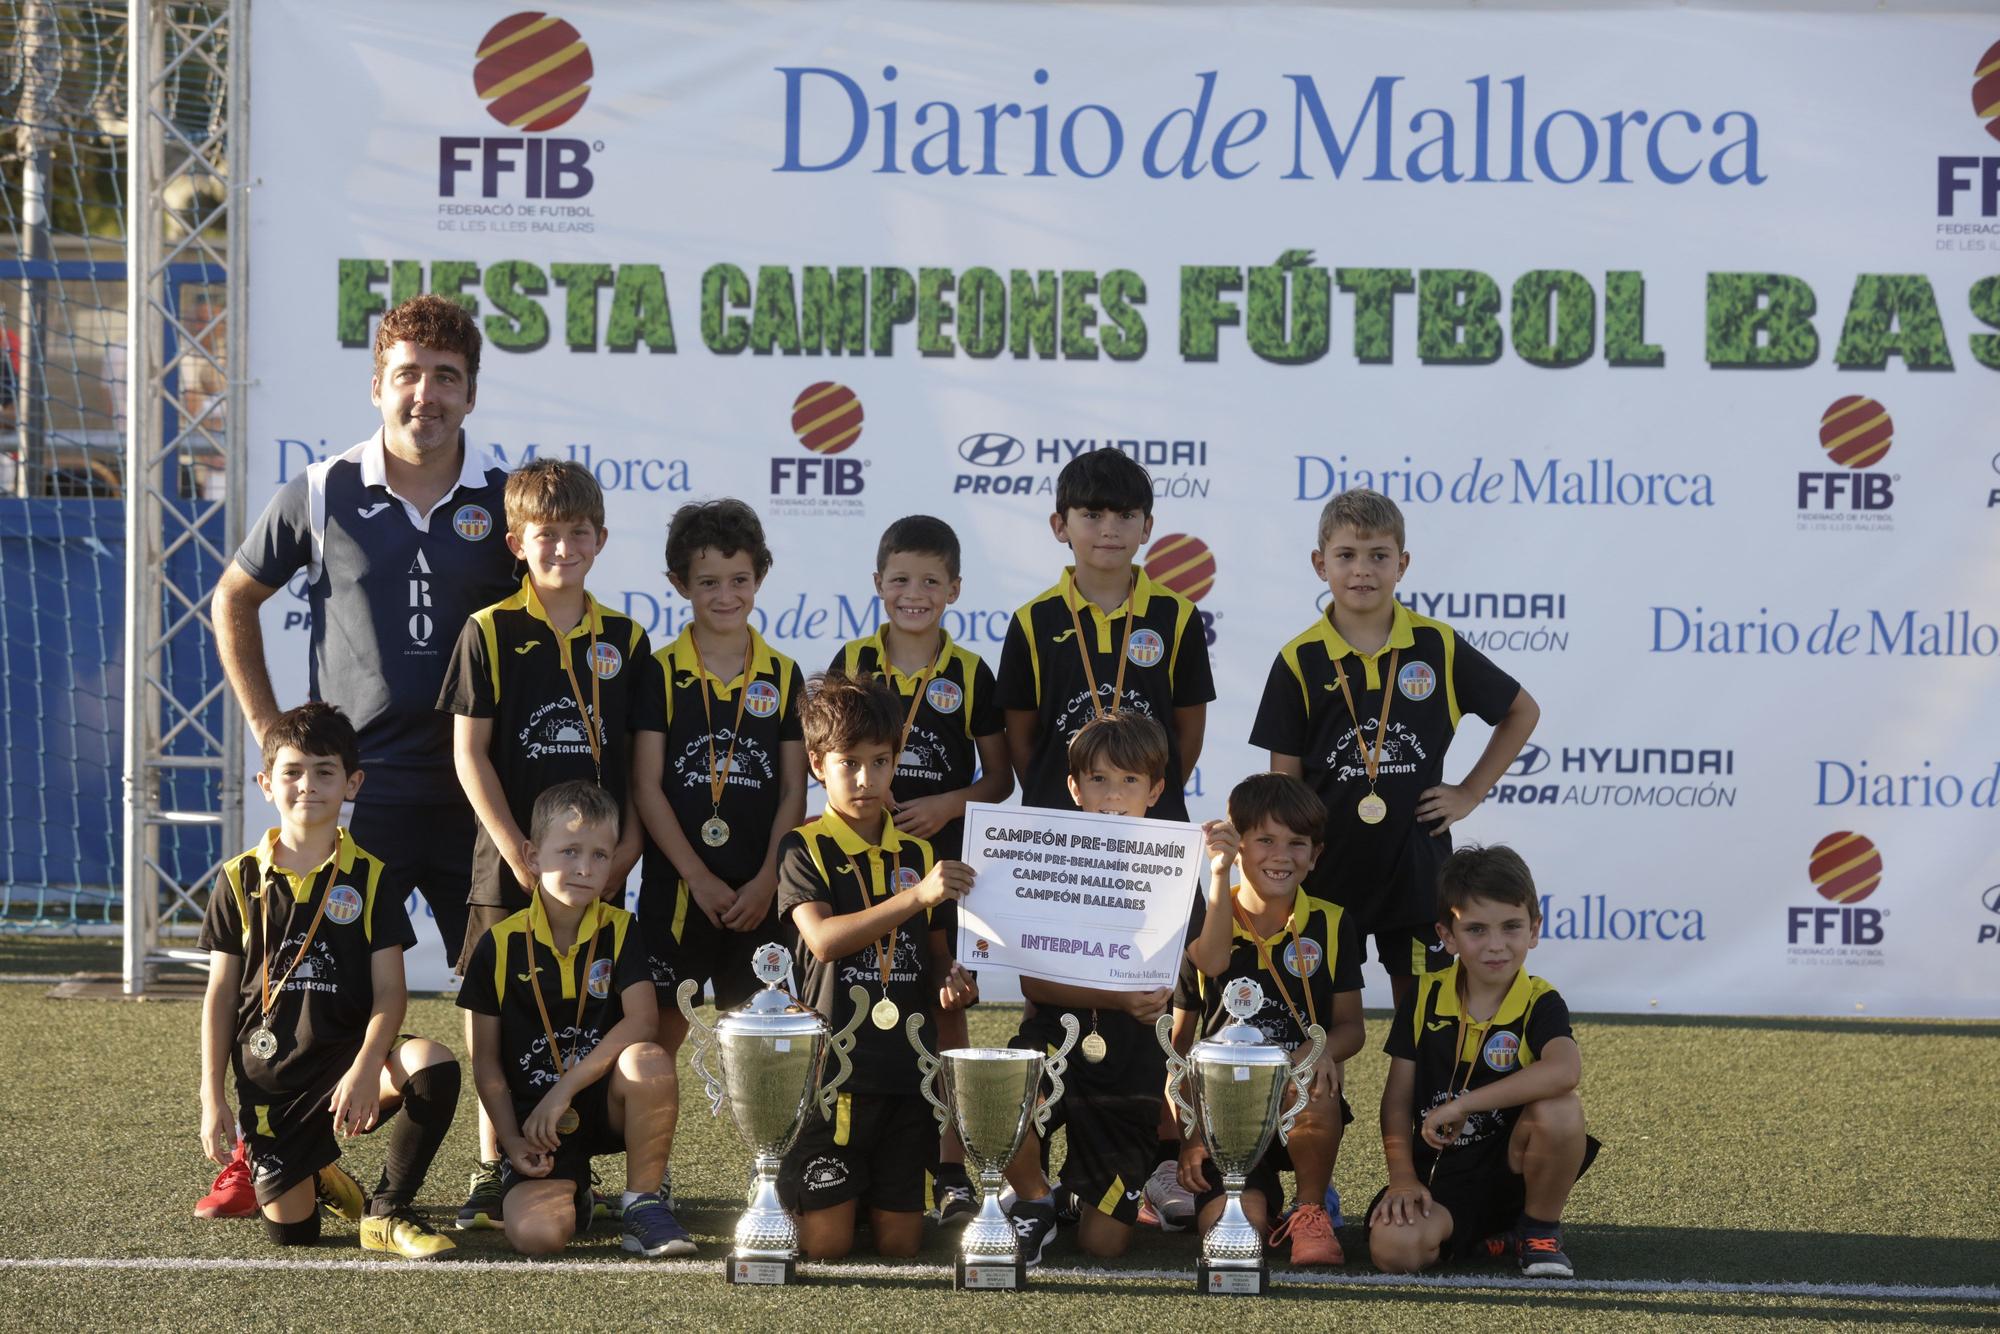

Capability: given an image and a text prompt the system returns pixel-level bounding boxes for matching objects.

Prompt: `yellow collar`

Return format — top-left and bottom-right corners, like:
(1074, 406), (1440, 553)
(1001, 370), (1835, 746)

(528, 891), (607, 959)
(251, 828), (350, 901)
(1059, 564), (1155, 623)
(1229, 888), (1313, 949)
(1320, 600), (1416, 662)
(514, 575), (610, 639)
(868, 627), (953, 691)
(667, 626), (776, 695)
(1431, 959), (1534, 1025)
(822, 807), (909, 861)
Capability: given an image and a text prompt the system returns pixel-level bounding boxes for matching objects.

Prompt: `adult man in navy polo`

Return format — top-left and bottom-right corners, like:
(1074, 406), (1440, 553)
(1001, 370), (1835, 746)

(213, 293), (516, 967)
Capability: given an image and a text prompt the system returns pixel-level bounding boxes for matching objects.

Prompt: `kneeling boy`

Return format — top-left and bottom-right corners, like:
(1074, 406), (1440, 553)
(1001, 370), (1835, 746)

(1368, 845), (1599, 1278)
(777, 673), (974, 1260)
(196, 703), (459, 1256)
(1176, 773), (1365, 1265)
(459, 780), (690, 1258)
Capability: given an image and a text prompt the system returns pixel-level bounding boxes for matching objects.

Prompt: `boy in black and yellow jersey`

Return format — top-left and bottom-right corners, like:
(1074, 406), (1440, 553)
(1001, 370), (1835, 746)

(1368, 846), (1598, 1279)
(1002, 710), (1199, 1262)
(439, 457), (653, 1226)
(633, 500), (807, 1206)
(1174, 773), (1365, 1266)
(1251, 488), (1539, 1016)
(776, 674), (976, 1260)
(458, 782), (691, 1259)
(197, 704), (460, 1257)
(830, 515), (1010, 1223)
(997, 450), (1214, 822)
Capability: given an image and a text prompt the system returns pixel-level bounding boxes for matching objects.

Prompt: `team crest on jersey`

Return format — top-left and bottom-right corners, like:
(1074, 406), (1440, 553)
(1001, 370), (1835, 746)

(743, 680), (780, 718)
(590, 641), (622, 680)
(324, 885), (364, 926)
(452, 504), (492, 541)
(1127, 628), (1165, 668)
(588, 958), (614, 999)
(1482, 1029), (1521, 1072)
(925, 678), (963, 714)
(1398, 660), (1437, 701)
(896, 865), (922, 892)
(1283, 937), (1322, 978)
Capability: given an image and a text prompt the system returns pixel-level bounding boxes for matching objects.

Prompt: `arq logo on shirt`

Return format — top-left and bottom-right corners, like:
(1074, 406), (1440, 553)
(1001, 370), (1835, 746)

(324, 885), (364, 926)
(925, 677), (963, 714)
(1398, 660), (1437, 701)
(1481, 1029), (1521, 1072)
(590, 641), (622, 679)
(1127, 628), (1166, 668)
(453, 504), (493, 540)
(743, 680), (781, 718)
(1282, 937), (1322, 978)
(588, 957), (614, 998)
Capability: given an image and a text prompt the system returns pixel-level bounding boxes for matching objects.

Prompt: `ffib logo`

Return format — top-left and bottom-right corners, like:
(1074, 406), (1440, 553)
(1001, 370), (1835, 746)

(772, 383), (868, 500)
(1797, 397), (1895, 522)
(1787, 832), (1887, 956)
(1144, 532), (1219, 647)
(440, 12), (596, 199)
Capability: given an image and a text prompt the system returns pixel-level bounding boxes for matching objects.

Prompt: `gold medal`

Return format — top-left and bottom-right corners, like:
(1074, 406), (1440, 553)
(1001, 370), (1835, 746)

(1080, 1031), (1108, 1063)
(700, 816), (730, 848)
(248, 1026), (279, 1060)
(870, 997), (900, 1030)
(555, 1108), (580, 1136)
(1357, 792), (1388, 825)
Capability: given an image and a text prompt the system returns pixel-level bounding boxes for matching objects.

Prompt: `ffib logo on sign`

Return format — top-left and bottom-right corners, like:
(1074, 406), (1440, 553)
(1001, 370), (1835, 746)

(440, 12), (597, 200)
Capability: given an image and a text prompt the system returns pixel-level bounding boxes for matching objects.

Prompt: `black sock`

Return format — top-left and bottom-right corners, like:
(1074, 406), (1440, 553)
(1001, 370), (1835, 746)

(1517, 1211), (1559, 1234)
(264, 1212), (321, 1246)
(371, 1060), (460, 1215)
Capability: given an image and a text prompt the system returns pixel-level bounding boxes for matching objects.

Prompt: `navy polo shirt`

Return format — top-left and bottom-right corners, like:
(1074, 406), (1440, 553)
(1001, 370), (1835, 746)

(235, 430), (517, 803)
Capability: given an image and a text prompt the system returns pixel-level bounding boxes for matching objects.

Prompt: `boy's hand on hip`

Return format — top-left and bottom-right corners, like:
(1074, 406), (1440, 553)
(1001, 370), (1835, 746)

(1416, 782), (1480, 833)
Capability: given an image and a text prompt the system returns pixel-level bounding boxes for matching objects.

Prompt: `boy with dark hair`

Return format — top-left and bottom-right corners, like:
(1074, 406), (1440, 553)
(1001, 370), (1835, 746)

(1368, 844), (1598, 1278)
(997, 450), (1215, 822)
(1003, 709), (1214, 1262)
(1252, 487), (1539, 1015)
(1174, 772), (1366, 1266)
(458, 780), (691, 1258)
(196, 702), (460, 1257)
(438, 455), (654, 1228)
(831, 514), (1011, 1223)
(776, 673), (976, 1260)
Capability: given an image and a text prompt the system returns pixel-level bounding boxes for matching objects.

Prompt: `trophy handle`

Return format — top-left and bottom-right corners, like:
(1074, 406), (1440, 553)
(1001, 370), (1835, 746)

(1154, 1012), (1197, 1139)
(817, 985), (869, 1120)
(1033, 1012), (1081, 1137)
(905, 1014), (949, 1134)
(1278, 1022), (1328, 1145)
(675, 979), (724, 1116)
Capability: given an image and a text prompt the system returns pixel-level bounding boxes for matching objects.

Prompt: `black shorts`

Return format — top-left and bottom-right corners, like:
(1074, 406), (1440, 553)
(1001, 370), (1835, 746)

(498, 1079), (622, 1208)
(643, 879), (789, 1013)
(1011, 1016), (1163, 1227)
(350, 797), (475, 963)
(1369, 1133), (1602, 1260)
(1371, 922), (1453, 978)
(779, 1091), (932, 1215)
(237, 1058), (394, 1208)
(1192, 1095), (1354, 1215)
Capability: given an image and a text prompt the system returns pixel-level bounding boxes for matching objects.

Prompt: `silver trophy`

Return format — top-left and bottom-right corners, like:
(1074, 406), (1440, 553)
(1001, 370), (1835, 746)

(678, 943), (867, 1285)
(909, 1012), (1080, 1289)
(1155, 976), (1325, 1296)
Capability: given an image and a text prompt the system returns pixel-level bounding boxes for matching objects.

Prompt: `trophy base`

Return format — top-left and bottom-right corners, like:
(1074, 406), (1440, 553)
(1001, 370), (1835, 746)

(726, 1255), (797, 1286)
(956, 1254), (1026, 1290)
(1197, 1257), (1269, 1296)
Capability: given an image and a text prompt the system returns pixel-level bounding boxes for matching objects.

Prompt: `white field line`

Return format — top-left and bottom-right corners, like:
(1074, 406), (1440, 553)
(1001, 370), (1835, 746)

(2, 1256), (1996, 1302)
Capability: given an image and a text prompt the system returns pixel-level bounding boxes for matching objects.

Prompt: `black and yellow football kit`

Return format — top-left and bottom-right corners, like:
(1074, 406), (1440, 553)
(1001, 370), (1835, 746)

(1173, 890), (1363, 1212)
(635, 626), (804, 1009)
(775, 811), (940, 1214)
(1250, 603), (1518, 970)
(438, 579), (653, 925)
(456, 896), (651, 1193)
(996, 567), (1215, 821)
(1378, 961), (1600, 1255)
(198, 830), (413, 1204)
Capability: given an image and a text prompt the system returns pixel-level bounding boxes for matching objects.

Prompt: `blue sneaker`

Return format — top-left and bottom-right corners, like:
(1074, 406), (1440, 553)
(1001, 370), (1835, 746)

(1323, 1184), (1344, 1229)
(621, 1192), (696, 1257)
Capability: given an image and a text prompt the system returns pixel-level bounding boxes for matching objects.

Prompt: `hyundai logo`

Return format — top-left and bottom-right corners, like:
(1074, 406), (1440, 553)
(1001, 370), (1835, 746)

(1508, 744), (1550, 777)
(958, 432), (1024, 467)
(1983, 884), (2000, 915)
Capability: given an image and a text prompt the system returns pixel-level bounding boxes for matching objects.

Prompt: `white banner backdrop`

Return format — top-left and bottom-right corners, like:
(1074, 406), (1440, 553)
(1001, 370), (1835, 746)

(245, 1), (2000, 1015)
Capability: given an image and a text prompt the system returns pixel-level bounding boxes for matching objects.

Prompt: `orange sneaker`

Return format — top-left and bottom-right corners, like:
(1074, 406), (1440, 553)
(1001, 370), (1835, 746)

(1269, 1202), (1344, 1265)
